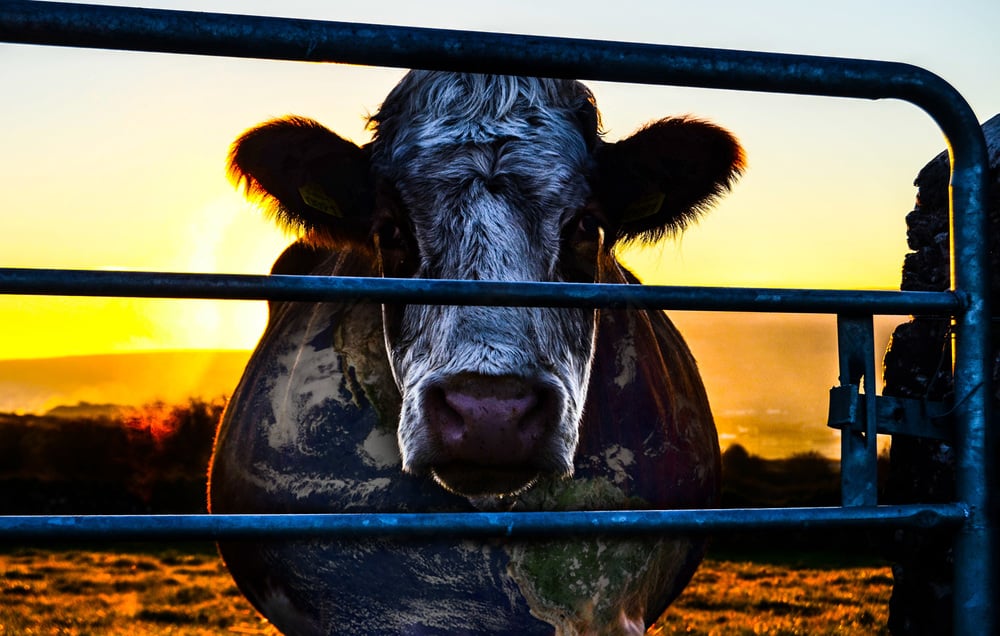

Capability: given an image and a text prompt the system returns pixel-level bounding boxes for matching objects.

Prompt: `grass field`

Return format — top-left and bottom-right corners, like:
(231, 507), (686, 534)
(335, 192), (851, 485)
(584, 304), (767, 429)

(0, 546), (891, 635)
(655, 557), (891, 635)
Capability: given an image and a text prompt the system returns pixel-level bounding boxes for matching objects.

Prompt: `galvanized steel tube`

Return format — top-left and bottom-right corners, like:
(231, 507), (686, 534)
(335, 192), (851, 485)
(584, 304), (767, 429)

(0, 266), (963, 315)
(0, 505), (968, 542)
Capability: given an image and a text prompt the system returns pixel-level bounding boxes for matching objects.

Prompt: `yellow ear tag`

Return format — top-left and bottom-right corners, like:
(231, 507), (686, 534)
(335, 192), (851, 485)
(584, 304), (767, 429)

(621, 192), (665, 222)
(298, 182), (343, 218)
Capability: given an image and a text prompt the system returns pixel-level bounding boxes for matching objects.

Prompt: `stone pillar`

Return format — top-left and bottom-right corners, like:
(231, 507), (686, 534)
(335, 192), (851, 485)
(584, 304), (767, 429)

(881, 113), (1000, 635)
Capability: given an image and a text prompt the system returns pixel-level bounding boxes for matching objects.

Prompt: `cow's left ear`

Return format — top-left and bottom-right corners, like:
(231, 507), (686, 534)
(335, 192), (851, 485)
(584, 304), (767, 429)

(594, 117), (745, 244)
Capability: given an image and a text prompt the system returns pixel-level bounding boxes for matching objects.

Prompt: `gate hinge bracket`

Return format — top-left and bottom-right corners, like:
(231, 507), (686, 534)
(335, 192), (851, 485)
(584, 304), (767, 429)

(827, 385), (952, 442)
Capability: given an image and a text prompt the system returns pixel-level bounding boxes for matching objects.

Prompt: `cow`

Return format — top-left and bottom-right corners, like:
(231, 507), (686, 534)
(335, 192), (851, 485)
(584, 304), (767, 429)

(208, 71), (744, 635)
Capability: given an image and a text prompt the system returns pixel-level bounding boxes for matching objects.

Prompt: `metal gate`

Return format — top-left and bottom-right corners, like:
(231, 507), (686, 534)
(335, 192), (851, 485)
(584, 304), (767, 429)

(0, 2), (993, 633)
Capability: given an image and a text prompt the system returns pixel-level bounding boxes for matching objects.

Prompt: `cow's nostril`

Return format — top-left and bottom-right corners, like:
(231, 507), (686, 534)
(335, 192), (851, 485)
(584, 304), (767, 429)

(443, 390), (540, 430)
(426, 375), (552, 467)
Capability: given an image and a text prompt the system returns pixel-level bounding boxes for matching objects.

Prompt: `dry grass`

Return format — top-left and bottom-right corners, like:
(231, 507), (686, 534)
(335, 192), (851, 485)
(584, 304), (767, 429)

(0, 548), (890, 635)
(655, 559), (891, 635)
(0, 547), (278, 635)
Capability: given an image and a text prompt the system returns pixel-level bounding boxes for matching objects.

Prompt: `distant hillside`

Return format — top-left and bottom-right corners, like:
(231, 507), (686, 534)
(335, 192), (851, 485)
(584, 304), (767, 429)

(0, 401), (855, 518)
(0, 350), (250, 414)
(0, 313), (904, 458)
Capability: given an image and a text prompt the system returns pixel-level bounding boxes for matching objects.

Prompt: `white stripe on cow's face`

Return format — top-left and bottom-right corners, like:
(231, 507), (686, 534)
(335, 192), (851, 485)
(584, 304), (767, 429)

(368, 73), (601, 497)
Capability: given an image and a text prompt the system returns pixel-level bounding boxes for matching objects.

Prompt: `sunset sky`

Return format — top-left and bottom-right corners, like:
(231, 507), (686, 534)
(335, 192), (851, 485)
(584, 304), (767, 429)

(2, 0), (999, 361)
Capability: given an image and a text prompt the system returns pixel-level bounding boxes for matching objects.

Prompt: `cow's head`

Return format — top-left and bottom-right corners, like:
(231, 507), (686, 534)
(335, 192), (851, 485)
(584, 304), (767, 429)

(229, 72), (743, 502)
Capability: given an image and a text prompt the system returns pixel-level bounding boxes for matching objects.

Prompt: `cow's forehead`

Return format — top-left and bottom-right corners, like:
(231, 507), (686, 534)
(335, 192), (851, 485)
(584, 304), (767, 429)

(372, 72), (595, 130)
(369, 72), (597, 174)
(366, 73), (598, 280)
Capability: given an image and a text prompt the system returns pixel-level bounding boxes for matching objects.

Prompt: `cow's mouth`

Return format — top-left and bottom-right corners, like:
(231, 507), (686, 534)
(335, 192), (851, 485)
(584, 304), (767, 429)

(431, 464), (540, 499)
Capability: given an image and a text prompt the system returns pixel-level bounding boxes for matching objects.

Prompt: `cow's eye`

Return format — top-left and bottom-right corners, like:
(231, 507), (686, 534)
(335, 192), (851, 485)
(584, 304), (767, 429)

(566, 206), (606, 247)
(561, 207), (606, 283)
(575, 212), (602, 241)
(372, 216), (418, 278)
(374, 219), (406, 253)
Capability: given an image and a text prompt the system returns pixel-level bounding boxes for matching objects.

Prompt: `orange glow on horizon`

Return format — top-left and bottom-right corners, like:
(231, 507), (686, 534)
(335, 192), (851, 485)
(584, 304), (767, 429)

(123, 402), (182, 446)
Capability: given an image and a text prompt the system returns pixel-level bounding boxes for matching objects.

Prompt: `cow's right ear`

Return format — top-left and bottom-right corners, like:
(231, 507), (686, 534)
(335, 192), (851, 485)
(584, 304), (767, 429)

(228, 116), (373, 245)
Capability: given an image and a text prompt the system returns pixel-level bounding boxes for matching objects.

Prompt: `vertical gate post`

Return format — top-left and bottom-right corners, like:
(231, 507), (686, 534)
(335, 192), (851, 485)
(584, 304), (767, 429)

(837, 314), (879, 507)
(948, 125), (995, 635)
(884, 113), (997, 635)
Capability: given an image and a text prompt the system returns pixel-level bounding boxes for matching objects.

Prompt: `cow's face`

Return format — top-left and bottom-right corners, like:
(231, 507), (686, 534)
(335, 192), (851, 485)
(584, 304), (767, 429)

(228, 72), (743, 503)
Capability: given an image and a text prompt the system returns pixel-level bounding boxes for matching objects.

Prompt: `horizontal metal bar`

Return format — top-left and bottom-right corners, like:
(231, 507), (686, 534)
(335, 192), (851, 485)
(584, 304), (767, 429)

(0, 506), (968, 541)
(0, 4), (984, 187)
(0, 267), (962, 315)
(0, 2), (968, 110)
